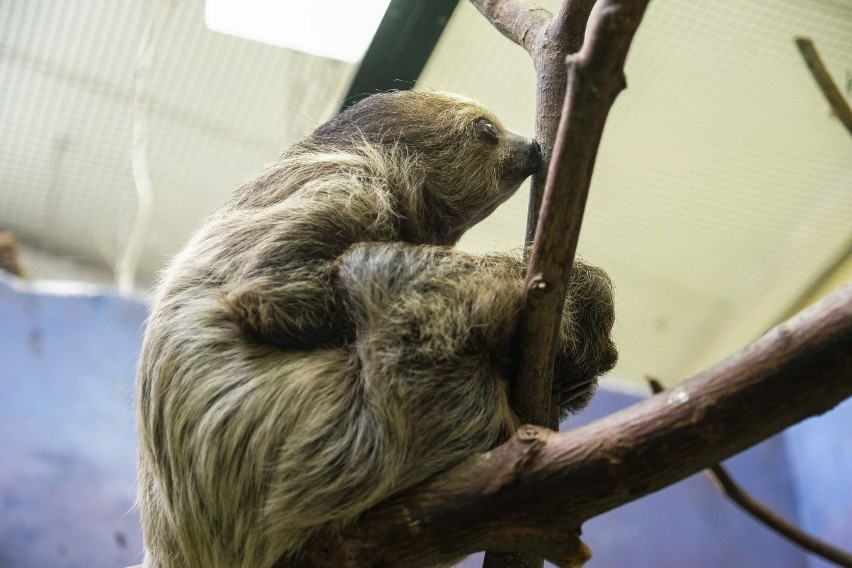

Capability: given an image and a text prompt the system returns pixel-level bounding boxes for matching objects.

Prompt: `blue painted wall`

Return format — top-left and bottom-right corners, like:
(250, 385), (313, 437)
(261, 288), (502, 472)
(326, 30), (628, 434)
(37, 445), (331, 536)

(0, 278), (145, 568)
(0, 277), (849, 567)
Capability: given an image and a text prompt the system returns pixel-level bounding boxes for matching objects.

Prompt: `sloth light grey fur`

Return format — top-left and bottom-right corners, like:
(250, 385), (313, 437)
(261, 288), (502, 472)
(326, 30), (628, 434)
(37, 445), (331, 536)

(137, 91), (617, 567)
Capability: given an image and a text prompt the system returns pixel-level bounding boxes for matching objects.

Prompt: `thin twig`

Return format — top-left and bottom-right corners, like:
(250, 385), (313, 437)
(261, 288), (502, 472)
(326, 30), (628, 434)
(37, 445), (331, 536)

(795, 37), (852, 137)
(707, 467), (852, 568)
(647, 377), (852, 568)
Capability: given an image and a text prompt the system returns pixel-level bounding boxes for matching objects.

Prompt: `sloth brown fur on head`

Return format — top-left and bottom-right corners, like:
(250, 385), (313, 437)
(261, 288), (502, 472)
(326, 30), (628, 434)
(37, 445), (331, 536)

(236, 91), (541, 246)
(136, 90), (616, 568)
(314, 92), (541, 218)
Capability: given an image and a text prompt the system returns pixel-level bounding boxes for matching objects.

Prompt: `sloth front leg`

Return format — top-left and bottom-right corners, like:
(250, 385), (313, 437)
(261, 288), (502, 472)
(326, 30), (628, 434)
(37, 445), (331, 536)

(335, 242), (616, 437)
(335, 242), (526, 367)
(334, 242), (524, 482)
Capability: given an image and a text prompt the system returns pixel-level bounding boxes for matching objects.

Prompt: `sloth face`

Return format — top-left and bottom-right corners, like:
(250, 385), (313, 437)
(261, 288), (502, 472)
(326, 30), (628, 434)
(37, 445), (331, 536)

(465, 115), (541, 228)
(312, 91), (541, 243)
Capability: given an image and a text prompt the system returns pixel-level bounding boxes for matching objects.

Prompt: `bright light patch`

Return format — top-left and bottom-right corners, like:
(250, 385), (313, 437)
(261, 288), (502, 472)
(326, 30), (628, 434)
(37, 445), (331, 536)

(205, 0), (392, 63)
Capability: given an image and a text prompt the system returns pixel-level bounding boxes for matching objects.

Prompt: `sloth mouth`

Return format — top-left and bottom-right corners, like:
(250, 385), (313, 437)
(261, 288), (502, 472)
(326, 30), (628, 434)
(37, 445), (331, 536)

(500, 135), (542, 186)
(501, 155), (540, 186)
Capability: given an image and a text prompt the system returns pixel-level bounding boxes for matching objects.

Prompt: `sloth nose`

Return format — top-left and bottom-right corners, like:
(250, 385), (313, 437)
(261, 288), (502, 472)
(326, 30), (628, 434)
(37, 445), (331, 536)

(527, 139), (542, 171)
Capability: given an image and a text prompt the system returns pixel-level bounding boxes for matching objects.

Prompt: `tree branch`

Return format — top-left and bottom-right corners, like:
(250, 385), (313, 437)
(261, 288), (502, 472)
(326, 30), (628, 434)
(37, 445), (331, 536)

(473, 1), (651, 566)
(707, 466), (852, 568)
(647, 378), (852, 568)
(468, 0), (598, 242)
(514, 0), (650, 428)
(296, 285), (852, 567)
(468, 0), (550, 54)
(795, 37), (852, 137)
(525, 0), (596, 246)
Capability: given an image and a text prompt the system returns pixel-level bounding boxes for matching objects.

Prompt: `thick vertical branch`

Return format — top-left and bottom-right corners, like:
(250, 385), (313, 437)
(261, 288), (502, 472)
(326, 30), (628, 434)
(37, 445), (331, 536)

(514, 0), (650, 436)
(471, 1), (652, 566)
(526, 0), (597, 246)
(471, 0), (649, 430)
(468, 0), (596, 244)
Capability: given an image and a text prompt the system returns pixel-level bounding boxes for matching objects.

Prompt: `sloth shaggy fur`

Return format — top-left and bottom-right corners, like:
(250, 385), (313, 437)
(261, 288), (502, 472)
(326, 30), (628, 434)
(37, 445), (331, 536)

(136, 91), (617, 567)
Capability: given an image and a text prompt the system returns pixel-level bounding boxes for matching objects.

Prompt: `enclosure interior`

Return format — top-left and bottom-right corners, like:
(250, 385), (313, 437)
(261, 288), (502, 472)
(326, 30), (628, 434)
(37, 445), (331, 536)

(1, 0), (850, 566)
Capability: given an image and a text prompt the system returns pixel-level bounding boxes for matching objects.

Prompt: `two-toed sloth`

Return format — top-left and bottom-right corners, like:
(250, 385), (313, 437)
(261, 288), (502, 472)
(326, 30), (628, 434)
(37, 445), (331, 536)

(136, 91), (617, 567)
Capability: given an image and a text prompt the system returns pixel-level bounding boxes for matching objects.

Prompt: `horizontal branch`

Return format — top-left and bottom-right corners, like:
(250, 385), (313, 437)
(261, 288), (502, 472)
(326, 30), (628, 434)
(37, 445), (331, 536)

(297, 284), (852, 567)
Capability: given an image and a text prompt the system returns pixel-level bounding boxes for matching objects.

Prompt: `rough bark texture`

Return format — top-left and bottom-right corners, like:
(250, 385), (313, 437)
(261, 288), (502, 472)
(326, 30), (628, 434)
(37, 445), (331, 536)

(467, 0), (596, 244)
(470, 0), (650, 442)
(295, 285), (852, 567)
(469, 1), (652, 565)
(526, 0), (597, 246)
(514, 0), (650, 429)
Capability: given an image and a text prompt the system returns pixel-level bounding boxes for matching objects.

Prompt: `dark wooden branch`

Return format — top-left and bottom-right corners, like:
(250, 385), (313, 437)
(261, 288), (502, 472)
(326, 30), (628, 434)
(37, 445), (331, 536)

(514, 0), (650, 428)
(471, 1), (652, 566)
(523, 0), (600, 212)
(468, 0), (597, 241)
(524, 0), (597, 247)
(483, 5), (573, 561)
(297, 285), (852, 567)
(472, 0), (650, 435)
(795, 37), (852, 137)
(647, 378), (852, 568)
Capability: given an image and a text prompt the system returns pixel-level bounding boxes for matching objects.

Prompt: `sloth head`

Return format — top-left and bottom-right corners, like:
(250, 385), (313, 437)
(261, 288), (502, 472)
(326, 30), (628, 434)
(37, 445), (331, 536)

(312, 90), (541, 244)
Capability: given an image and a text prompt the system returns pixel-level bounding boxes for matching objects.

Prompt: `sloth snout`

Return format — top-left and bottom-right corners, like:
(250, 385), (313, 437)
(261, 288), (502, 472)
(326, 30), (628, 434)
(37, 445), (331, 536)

(501, 133), (542, 184)
(527, 138), (542, 172)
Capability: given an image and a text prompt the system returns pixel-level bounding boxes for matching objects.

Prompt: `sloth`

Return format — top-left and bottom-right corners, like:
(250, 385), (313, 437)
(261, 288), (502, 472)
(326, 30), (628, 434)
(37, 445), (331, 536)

(136, 90), (617, 568)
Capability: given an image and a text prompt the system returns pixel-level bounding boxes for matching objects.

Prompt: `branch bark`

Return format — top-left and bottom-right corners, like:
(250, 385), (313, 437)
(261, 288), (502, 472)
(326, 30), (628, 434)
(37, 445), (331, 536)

(468, 0), (597, 244)
(470, 1), (652, 565)
(471, 0), (650, 423)
(471, 0), (651, 443)
(296, 285), (852, 567)
(514, 0), (650, 427)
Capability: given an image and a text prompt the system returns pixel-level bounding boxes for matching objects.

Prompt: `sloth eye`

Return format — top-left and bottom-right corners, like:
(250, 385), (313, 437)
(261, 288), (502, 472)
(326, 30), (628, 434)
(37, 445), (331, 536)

(476, 118), (500, 144)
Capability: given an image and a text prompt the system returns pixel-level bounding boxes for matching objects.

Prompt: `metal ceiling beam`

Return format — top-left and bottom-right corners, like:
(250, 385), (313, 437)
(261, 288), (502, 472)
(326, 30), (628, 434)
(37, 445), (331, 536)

(340, 0), (460, 111)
